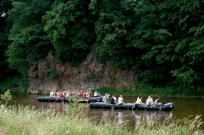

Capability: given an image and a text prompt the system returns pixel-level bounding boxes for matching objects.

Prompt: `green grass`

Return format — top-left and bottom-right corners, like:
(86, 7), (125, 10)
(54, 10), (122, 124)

(0, 103), (203, 135)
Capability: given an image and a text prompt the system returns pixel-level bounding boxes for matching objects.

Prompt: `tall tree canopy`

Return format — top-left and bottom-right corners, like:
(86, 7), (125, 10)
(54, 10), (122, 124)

(43, 0), (95, 65)
(2, 0), (204, 93)
(6, 0), (53, 87)
(0, 0), (18, 85)
(90, 0), (204, 90)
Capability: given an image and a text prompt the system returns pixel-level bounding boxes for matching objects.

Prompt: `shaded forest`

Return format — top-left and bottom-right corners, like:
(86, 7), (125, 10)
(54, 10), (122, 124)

(1, 0), (204, 94)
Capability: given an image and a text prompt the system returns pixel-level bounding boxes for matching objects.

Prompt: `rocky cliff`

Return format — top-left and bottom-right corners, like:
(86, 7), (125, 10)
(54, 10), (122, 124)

(28, 53), (138, 93)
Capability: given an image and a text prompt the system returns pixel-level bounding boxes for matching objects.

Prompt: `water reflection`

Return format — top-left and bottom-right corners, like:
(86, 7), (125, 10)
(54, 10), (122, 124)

(132, 110), (173, 125)
(118, 112), (123, 123)
(87, 108), (173, 127)
(36, 102), (69, 114)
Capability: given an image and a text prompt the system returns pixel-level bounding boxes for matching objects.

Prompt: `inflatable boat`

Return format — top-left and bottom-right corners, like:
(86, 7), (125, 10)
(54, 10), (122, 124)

(89, 102), (175, 111)
(37, 96), (103, 103)
(88, 96), (103, 102)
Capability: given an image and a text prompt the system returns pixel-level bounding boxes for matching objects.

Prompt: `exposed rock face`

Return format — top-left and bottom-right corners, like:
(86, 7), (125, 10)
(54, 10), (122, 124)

(28, 54), (138, 93)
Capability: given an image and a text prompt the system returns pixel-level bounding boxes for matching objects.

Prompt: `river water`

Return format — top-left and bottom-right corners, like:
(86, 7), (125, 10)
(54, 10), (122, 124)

(1, 90), (204, 129)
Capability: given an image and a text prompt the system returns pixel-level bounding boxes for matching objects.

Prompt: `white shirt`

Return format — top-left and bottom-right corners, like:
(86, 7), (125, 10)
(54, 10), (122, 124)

(102, 96), (107, 103)
(146, 98), (151, 105)
(149, 97), (153, 103)
(114, 97), (117, 100)
(118, 97), (123, 104)
(146, 96), (153, 105)
(94, 92), (99, 96)
(66, 92), (70, 97)
(135, 98), (142, 104)
(86, 93), (90, 98)
(50, 92), (55, 97)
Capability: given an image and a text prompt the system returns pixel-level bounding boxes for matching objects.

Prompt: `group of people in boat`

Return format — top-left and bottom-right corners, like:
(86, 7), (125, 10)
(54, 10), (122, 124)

(100, 93), (125, 105)
(50, 89), (163, 107)
(132, 94), (163, 109)
(50, 89), (90, 99)
(99, 92), (163, 107)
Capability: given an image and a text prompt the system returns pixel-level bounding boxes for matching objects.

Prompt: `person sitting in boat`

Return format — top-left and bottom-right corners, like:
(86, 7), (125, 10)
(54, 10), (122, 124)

(56, 90), (60, 98)
(146, 95), (154, 106)
(50, 90), (55, 98)
(66, 90), (72, 102)
(132, 95), (143, 109)
(63, 90), (66, 97)
(83, 90), (87, 98)
(110, 95), (117, 104)
(70, 90), (78, 100)
(137, 94), (142, 100)
(118, 95), (124, 105)
(94, 90), (100, 97)
(78, 90), (83, 97)
(154, 97), (163, 106)
(60, 90), (65, 98)
(102, 93), (109, 103)
(107, 94), (110, 102)
(86, 91), (90, 98)
(66, 90), (71, 98)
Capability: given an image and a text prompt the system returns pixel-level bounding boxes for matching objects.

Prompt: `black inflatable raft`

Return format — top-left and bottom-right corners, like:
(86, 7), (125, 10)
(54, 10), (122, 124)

(37, 96), (103, 103)
(88, 96), (103, 102)
(89, 102), (175, 111)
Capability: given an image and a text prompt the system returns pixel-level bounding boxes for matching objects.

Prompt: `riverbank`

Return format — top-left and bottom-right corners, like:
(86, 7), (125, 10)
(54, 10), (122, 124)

(1, 82), (204, 99)
(94, 84), (204, 99)
(0, 103), (203, 135)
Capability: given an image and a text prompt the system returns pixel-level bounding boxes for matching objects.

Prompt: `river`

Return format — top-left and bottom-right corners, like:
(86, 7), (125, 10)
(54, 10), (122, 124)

(1, 89), (204, 129)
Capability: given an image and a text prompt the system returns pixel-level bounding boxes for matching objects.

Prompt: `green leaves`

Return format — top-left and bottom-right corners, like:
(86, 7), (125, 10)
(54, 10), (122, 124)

(45, 68), (58, 80)
(43, 0), (95, 64)
(2, 0), (204, 91)
(1, 89), (12, 105)
(90, 0), (204, 89)
(7, 0), (52, 82)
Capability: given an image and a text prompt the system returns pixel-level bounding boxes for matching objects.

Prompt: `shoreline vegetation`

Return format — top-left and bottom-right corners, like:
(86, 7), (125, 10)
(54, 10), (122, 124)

(92, 84), (204, 99)
(1, 82), (204, 99)
(0, 103), (203, 135)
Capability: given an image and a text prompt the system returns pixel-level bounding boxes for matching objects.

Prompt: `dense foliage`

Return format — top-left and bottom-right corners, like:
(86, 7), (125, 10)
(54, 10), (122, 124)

(0, 0), (21, 88)
(1, 0), (204, 94)
(90, 0), (204, 90)
(43, 0), (95, 64)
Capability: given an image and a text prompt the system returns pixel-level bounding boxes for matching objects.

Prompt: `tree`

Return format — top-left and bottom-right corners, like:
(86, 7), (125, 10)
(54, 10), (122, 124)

(43, 0), (95, 65)
(7, 0), (53, 87)
(90, 0), (204, 91)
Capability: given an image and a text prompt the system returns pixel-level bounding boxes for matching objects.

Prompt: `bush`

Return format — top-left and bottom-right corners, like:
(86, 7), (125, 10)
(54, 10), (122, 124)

(0, 89), (12, 105)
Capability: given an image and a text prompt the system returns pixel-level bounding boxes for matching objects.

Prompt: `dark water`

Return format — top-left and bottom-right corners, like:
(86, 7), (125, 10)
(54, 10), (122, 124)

(1, 90), (204, 129)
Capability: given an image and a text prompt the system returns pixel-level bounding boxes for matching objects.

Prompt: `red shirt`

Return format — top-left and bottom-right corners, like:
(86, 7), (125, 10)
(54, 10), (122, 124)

(78, 92), (83, 97)
(60, 93), (64, 98)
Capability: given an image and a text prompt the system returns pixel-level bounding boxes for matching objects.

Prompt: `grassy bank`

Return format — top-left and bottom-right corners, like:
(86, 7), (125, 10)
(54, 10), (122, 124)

(94, 83), (204, 98)
(0, 103), (203, 135)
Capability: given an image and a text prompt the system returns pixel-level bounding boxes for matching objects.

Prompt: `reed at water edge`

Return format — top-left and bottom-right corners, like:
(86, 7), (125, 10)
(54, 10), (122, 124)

(0, 103), (203, 135)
